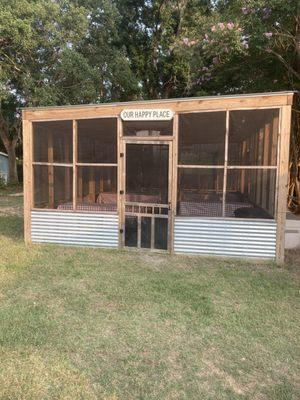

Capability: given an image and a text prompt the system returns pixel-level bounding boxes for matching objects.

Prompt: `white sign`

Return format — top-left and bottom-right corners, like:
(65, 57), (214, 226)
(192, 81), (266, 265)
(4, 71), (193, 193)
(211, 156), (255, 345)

(120, 108), (173, 121)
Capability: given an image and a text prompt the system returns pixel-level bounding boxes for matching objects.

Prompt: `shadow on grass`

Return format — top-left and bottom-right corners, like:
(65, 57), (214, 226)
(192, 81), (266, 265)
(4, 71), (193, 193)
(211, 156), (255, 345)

(0, 215), (24, 240)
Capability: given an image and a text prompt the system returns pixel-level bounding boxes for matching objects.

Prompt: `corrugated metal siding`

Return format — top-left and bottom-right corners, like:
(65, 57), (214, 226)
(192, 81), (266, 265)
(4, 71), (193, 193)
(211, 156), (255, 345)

(174, 217), (277, 259)
(31, 211), (119, 248)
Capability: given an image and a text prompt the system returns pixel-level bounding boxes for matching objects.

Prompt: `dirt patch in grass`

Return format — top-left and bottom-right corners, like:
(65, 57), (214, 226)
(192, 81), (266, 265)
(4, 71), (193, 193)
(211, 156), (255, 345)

(203, 358), (244, 396)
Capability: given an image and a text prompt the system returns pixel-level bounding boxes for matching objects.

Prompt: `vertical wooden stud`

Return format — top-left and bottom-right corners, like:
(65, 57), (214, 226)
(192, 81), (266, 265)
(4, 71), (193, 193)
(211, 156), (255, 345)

(73, 120), (77, 210)
(23, 117), (32, 243)
(272, 115), (280, 216)
(222, 110), (229, 217)
(170, 113), (178, 252)
(254, 131), (259, 205)
(167, 140), (173, 252)
(276, 105), (292, 263)
(65, 140), (71, 201)
(77, 168), (83, 203)
(262, 123), (270, 210)
(99, 170), (104, 192)
(48, 132), (54, 208)
(257, 129), (264, 206)
(88, 167), (95, 202)
(240, 141), (246, 193)
(117, 116), (124, 247)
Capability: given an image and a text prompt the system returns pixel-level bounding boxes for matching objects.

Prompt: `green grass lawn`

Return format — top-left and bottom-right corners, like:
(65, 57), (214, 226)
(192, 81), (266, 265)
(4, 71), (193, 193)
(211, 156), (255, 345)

(0, 186), (299, 399)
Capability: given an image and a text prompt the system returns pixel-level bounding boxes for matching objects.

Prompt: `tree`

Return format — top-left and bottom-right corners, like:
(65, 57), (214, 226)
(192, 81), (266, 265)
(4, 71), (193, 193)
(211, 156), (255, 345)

(0, 0), (138, 182)
(175, 0), (300, 211)
(175, 0), (299, 95)
(115, 0), (212, 99)
(76, 0), (140, 102)
(1, 0), (299, 202)
(0, 97), (21, 183)
(0, 0), (87, 182)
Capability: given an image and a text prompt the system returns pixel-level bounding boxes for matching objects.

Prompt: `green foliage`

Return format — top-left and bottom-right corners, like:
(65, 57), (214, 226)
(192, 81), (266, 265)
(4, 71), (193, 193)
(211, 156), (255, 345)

(176, 0), (299, 95)
(0, 0), (298, 106)
(0, 0), (140, 180)
(0, 0), (139, 107)
(0, 0), (299, 167)
(115, 0), (209, 98)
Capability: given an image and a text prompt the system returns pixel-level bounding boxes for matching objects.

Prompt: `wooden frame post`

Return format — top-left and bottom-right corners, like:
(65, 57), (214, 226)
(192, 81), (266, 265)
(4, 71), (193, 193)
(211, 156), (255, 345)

(167, 140), (174, 252)
(170, 113), (178, 252)
(23, 117), (32, 244)
(222, 110), (229, 217)
(117, 117), (124, 247)
(48, 132), (54, 208)
(276, 105), (292, 263)
(73, 120), (77, 210)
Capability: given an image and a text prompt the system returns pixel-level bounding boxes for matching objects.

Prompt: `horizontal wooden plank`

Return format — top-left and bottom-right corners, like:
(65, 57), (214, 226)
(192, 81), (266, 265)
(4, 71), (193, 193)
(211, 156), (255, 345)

(23, 93), (294, 121)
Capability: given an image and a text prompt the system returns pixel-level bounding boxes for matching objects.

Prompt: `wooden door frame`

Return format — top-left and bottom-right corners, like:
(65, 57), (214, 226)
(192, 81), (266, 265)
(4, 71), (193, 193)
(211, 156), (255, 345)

(119, 138), (174, 251)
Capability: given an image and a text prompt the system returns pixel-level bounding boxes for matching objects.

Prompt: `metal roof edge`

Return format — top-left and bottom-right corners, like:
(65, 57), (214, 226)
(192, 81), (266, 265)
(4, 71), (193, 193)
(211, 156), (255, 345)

(22, 91), (296, 112)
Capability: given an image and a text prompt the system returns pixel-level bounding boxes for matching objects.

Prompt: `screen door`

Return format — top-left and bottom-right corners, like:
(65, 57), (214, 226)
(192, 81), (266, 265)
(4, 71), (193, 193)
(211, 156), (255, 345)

(123, 143), (171, 250)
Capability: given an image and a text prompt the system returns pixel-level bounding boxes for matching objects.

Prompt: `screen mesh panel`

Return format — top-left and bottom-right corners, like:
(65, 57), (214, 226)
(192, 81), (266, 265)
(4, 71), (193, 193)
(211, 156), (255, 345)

(177, 168), (224, 217)
(33, 165), (73, 209)
(77, 118), (117, 163)
(33, 121), (73, 163)
(126, 144), (169, 204)
(226, 169), (276, 218)
(141, 217), (151, 248)
(123, 120), (173, 136)
(178, 112), (226, 165)
(154, 218), (168, 250)
(77, 166), (117, 209)
(125, 216), (138, 247)
(33, 165), (49, 208)
(228, 109), (279, 166)
(54, 166), (73, 208)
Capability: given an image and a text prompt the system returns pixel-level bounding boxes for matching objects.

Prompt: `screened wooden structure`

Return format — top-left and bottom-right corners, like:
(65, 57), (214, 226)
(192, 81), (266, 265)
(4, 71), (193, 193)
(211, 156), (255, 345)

(23, 92), (294, 261)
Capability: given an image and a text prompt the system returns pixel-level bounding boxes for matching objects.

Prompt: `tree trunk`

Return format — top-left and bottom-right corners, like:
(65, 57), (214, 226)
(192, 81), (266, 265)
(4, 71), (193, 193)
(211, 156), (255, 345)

(296, 5), (300, 74)
(6, 142), (18, 184)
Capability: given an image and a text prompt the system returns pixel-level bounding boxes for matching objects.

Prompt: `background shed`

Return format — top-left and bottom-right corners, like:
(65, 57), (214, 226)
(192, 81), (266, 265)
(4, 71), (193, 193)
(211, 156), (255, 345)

(0, 152), (9, 183)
